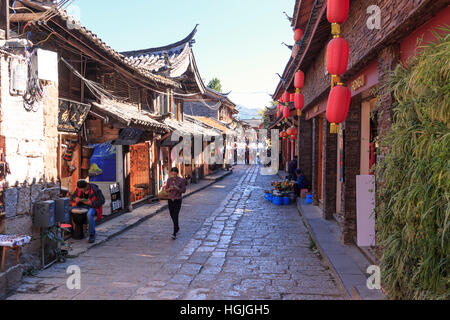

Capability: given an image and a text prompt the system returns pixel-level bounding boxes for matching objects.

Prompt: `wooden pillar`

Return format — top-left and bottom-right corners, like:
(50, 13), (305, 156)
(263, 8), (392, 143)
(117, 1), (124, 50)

(0, 0), (10, 40)
(298, 115), (313, 186)
(323, 119), (337, 220)
(341, 97), (362, 244)
(312, 117), (319, 206)
(123, 145), (131, 212)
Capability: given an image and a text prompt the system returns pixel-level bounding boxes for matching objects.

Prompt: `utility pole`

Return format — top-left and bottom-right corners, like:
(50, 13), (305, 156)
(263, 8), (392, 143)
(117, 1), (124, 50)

(0, 0), (10, 40)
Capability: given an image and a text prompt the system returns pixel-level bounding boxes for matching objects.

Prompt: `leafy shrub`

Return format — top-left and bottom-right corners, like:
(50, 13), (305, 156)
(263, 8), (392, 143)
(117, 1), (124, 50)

(376, 27), (449, 300)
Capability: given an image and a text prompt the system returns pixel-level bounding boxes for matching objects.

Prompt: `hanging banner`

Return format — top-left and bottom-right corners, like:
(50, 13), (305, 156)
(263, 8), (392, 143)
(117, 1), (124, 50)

(58, 98), (91, 133)
(89, 142), (117, 182)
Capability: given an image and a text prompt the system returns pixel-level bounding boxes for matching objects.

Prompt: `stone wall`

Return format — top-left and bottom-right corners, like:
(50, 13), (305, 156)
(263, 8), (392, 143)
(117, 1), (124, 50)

(0, 52), (59, 267)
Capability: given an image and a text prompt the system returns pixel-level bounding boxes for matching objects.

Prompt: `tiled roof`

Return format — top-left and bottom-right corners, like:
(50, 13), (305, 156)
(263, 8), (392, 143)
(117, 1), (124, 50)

(91, 100), (169, 133)
(241, 119), (263, 128)
(192, 116), (237, 135)
(163, 116), (221, 137)
(121, 25), (198, 77)
(26, 5), (179, 88)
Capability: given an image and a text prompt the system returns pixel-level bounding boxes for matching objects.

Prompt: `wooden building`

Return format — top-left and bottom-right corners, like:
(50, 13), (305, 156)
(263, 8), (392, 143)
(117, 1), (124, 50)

(273, 0), (449, 250)
(122, 26), (236, 184)
(8, 2), (180, 216)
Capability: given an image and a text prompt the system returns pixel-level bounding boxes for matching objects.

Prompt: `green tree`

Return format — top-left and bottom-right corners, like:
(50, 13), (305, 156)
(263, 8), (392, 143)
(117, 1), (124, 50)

(207, 78), (222, 93)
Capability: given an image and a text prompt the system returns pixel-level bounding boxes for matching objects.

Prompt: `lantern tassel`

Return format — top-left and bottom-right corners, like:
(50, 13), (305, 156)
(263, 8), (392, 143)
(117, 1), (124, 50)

(297, 110), (302, 117)
(330, 123), (339, 134)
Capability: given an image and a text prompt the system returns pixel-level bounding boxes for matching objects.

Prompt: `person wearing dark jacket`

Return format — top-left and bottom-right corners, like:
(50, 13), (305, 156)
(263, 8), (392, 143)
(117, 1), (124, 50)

(70, 180), (105, 243)
(164, 168), (187, 240)
(288, 157), (298, 181)
(293, 169), (309, 197)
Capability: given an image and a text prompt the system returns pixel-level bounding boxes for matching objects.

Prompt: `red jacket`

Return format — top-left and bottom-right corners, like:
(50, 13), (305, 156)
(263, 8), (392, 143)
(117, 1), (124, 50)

(72, 184), (105, 220)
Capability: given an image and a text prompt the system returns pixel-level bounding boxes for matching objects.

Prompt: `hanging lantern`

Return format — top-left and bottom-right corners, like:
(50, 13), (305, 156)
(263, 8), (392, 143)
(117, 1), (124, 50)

(287, 126), (298, 137)
(280, 131), (288, 140)
(277, 110), (281, 118)
(290, 134), (297, 141)
(290, 93), (295, 102)
(327, 37), (349, 76)
(294, 92), (304, 116)
(327, 0), (350, 25)
(294, 28), (303, 42)
(283, 105), (290, 121)
(277, 103), (281, 110)
(294, 70), (305, 90)
(326, 85), (351, 125)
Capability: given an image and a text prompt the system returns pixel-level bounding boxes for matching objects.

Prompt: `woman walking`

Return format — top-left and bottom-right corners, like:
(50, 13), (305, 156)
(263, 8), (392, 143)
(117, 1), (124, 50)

(164, 167), (187, 239)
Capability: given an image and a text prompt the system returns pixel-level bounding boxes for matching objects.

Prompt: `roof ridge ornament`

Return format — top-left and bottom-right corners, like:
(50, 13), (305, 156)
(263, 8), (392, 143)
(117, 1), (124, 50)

(283, 11), (293, 23)
(282, 42), (293, 50)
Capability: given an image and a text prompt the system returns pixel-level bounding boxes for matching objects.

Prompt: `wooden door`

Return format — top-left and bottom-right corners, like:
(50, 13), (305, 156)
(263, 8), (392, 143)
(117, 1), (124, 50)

(317, 115), (324, 201)
(130, 143), (151, 203)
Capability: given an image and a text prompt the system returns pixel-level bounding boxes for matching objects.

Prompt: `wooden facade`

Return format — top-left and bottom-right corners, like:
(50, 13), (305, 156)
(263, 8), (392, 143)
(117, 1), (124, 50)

(272, 0), (450, 247)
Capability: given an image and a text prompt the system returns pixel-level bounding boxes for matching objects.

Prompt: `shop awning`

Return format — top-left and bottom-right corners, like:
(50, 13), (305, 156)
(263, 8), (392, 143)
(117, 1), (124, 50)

(163, 116), (221, 137)
(91, 99), (169, 134)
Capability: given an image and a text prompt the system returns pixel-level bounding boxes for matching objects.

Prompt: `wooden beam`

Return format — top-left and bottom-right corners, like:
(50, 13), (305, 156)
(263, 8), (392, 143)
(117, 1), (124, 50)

(9, 12), (44, 22)
(0, 0), (10, 40)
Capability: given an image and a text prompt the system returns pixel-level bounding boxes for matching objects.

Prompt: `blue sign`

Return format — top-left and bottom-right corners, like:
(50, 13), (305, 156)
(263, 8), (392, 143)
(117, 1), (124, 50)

(89, 143), (117, 182)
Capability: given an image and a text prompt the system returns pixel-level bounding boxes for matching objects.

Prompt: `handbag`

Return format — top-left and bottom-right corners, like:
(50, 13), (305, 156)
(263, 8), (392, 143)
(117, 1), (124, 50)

(157, 190), (169, 200)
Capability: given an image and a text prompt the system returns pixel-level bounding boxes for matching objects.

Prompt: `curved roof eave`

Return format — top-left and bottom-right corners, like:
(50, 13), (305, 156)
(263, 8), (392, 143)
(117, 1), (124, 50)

(121, 24), (199, 57)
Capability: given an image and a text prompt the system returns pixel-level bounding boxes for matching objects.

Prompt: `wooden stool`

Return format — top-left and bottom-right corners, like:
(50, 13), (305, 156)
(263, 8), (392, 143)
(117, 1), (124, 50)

(1, 246), (21, 273)
(0, 234), (30, 272)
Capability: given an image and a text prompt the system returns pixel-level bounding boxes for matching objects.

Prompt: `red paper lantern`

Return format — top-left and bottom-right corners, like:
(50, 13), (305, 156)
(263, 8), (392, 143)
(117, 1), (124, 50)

(326, 85), (351, 124)
(280, 131), (288, 139)
(327, 0), (350, 24)
(294, 29), (303, 42)
(287, 126), (298, 136)
(277, 103), (281, 110)
(277, 111), (281, 118)
(290, 93), (295, 102)
(327, 37), (349, 75)
(294, 70), (305, 89)
(294, 93), (304, 111)
(283, 105), (290, 119)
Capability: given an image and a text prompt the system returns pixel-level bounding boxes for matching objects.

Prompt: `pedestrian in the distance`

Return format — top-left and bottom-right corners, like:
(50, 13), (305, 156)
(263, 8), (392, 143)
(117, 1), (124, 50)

(164, 167), (187, 239)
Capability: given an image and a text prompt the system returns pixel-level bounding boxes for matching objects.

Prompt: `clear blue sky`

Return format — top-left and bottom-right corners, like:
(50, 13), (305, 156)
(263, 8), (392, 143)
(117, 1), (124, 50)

(67, 0), (295, 110)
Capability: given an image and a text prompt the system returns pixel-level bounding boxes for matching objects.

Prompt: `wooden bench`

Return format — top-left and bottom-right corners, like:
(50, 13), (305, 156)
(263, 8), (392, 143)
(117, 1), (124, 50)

(0, 235), (31, 272)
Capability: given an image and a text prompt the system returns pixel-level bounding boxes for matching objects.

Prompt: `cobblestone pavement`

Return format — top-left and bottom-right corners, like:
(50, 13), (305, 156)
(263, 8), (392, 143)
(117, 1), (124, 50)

(7, 165), (346, 300)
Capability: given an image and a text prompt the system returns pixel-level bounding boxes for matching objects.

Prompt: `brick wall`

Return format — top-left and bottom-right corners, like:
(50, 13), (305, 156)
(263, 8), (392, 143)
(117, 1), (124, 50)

(341, 97), (361, 244)
(311, 117), (319, 206)
(302, 0), (448, 110)
(322, 119), (337, 220)
(298, 116), (312, 185)
(377, 44), (400, 151)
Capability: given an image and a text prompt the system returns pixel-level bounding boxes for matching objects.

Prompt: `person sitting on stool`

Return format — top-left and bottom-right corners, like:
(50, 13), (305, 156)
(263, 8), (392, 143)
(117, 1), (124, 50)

(293, 169), (309, 197)
(70, 179), (105, 243)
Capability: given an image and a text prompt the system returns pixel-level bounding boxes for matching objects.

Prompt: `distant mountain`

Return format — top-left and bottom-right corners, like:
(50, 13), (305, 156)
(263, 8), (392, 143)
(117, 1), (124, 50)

(236, 106), (262, 120)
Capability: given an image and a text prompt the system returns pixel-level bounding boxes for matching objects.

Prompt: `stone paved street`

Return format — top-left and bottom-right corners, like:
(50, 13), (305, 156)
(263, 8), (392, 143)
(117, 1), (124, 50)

(7, 165), (346, 300)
